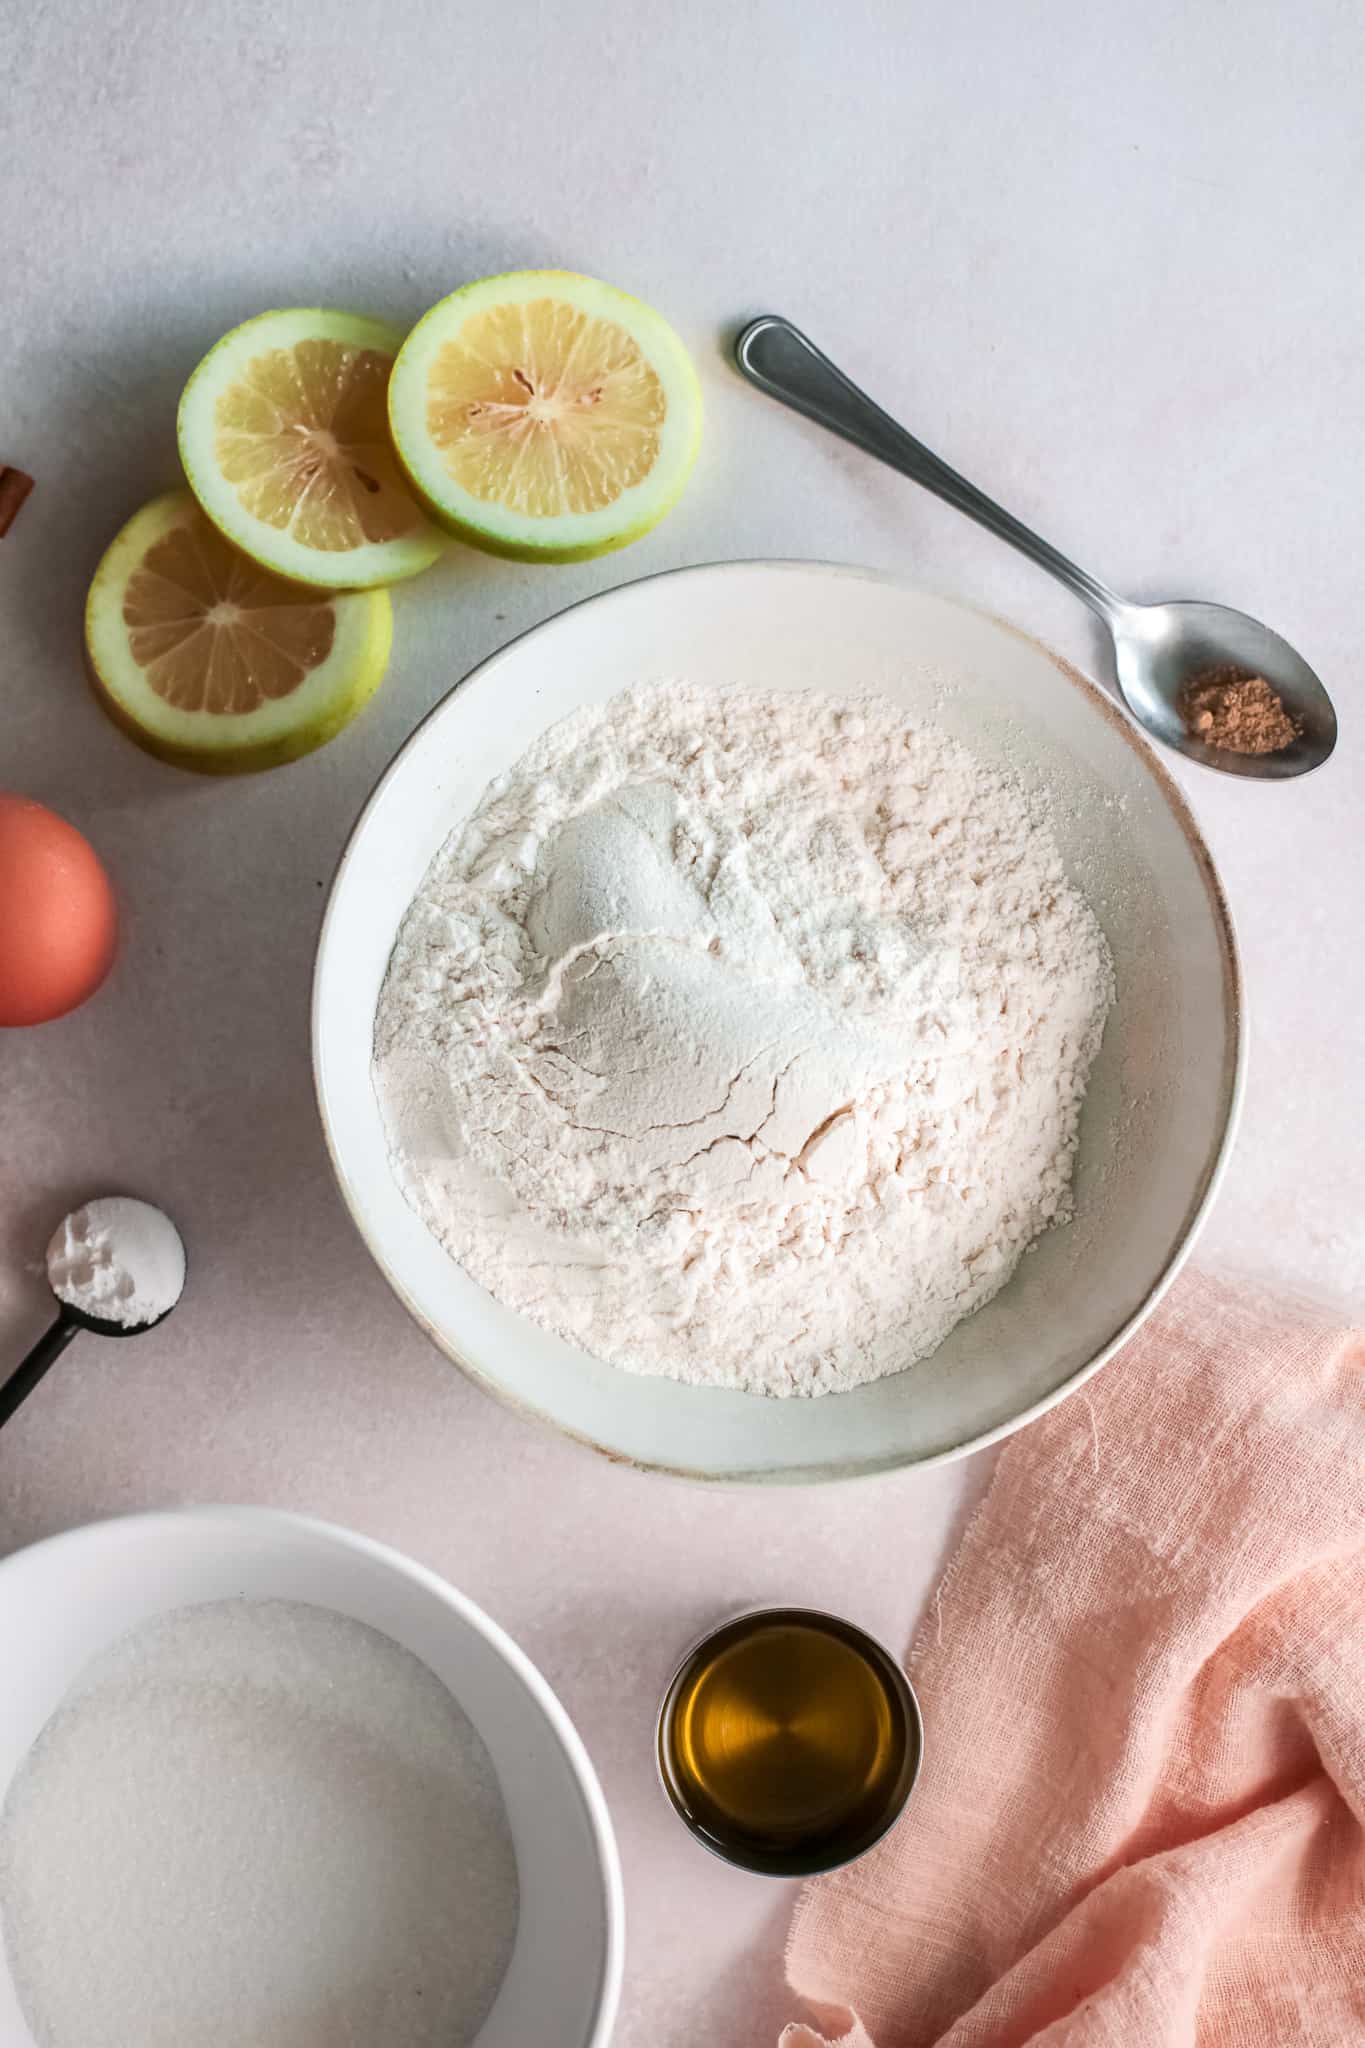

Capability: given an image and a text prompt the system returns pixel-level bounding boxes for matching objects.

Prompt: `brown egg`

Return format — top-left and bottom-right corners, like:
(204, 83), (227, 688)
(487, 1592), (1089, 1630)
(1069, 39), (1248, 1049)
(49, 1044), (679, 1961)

(0, 796), (118, 1025)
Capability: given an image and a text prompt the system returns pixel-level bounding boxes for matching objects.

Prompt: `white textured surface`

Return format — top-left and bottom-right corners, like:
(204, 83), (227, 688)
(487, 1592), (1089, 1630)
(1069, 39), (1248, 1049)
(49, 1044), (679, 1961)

(0, 3), (1361, 2042)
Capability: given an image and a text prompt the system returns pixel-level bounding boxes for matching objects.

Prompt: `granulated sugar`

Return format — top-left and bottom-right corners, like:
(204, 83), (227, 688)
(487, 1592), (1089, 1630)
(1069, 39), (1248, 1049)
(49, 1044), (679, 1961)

(376, 681), (1114, 1397)
(0, 1600), (519, 2048)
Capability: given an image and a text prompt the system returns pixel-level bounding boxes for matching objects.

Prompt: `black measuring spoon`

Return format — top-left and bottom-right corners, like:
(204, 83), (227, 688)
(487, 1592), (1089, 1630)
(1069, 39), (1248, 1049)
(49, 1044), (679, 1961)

(1, 1198), (185, 1431)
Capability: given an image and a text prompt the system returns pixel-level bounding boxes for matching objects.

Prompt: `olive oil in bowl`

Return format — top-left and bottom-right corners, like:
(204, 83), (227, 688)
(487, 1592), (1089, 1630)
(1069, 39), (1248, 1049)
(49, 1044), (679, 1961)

(657, 1608), (922, 1876)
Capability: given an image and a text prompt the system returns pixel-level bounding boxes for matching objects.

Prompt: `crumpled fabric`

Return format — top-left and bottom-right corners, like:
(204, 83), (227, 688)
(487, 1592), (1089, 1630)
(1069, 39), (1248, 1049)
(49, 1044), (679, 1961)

(782, 1273), (1365, 2047)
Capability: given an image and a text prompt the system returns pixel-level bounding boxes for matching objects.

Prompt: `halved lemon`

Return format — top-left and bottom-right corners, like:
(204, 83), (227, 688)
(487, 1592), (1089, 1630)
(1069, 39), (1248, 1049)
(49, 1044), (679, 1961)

(388, 271), (702, 562)
(84, 492), (392, 773)
(177, 308), (445, 589)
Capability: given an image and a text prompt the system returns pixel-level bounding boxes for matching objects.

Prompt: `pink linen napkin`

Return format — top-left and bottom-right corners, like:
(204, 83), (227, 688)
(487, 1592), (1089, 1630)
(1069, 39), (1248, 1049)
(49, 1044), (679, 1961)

(782, 1273), (1365, 2047)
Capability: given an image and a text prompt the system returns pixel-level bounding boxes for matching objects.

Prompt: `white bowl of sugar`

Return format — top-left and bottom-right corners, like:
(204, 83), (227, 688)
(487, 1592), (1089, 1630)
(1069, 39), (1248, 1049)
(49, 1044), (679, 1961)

(0, 1506), (622, 2048)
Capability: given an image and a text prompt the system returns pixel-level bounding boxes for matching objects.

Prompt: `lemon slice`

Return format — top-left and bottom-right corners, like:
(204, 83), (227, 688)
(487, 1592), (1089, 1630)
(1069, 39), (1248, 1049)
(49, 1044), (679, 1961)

(84, 492), (392, 773)
(177, 308), (445, 589)
(387, 272), (702, 562)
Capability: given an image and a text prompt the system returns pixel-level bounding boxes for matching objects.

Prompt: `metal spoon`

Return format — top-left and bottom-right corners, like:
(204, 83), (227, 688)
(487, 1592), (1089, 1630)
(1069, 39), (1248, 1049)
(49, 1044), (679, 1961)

(735, 316), (1337, 780)
(1, 1197), (185, 1431)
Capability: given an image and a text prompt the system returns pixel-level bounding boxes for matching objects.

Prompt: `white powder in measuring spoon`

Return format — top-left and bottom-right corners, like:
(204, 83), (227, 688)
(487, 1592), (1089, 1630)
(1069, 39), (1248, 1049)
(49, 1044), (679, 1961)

(45, 1197), (185, 1330)
(0, 1601), (519, 2048)
(375, 682), (1115, 1397)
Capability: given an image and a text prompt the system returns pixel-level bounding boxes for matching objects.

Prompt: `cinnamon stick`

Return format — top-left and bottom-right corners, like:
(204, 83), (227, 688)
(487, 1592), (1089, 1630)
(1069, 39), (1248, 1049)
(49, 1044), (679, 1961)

(0, 466), (34, 537)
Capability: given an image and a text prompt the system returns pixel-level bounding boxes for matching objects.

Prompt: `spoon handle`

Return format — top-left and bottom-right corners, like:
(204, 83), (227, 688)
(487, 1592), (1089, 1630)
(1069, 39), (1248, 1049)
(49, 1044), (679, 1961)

(735, 316), (1124, 624)
(0, 1310), (80, 1430)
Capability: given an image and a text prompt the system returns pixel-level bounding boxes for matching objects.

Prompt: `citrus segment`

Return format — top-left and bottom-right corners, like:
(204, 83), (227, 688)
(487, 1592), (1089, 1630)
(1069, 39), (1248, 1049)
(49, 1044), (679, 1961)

(389, 272), (702, 562)
(84, 492), (392, 774)
(123, 516), (336, 711)
(177, 309), (445, 589)
(427, 300), (666, 515)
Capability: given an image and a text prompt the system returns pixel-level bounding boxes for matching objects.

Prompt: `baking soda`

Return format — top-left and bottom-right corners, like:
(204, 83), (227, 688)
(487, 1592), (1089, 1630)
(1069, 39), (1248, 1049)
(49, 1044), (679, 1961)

(0, 1600), (519, 2048)
(46, 1196), (185, 1330)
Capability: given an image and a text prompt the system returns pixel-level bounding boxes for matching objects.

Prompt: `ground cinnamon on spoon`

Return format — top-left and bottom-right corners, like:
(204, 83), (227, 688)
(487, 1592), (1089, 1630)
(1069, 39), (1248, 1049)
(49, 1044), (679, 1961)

(1179, 666), (1299, 756)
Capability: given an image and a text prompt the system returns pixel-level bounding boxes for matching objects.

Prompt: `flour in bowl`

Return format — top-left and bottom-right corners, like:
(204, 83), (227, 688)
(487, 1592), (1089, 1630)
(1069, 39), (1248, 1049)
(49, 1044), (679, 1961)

(375, 683), (1114, 1397)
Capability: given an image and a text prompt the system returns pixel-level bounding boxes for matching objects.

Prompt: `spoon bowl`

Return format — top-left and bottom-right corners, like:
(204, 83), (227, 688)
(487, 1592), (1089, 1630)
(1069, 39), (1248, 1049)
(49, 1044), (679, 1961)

(1112, 599), (1337, 779)
(735, 316), (1337, 781)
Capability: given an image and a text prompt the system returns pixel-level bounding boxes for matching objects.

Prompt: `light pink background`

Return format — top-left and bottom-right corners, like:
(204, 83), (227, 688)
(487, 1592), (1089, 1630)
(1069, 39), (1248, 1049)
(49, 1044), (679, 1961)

(2, 3), (1361, 2040)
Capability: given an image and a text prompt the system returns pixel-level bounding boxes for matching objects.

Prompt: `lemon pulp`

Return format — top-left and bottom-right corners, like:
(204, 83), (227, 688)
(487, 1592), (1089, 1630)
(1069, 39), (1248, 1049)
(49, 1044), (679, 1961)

(124, 512), (337, 710)
(427, 299), (666, 517)
(214, 339), (421, 552)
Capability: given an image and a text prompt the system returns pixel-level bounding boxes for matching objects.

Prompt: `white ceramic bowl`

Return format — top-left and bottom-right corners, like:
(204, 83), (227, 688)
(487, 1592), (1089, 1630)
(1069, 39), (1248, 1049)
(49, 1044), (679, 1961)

(0, 1508), (622, 2048)
(314, 562), (1242, 1483)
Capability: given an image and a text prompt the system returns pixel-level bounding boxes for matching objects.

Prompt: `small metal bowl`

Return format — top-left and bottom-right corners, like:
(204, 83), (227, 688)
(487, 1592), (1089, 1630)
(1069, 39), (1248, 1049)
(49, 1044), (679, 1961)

(656, 1606), (923, 1878)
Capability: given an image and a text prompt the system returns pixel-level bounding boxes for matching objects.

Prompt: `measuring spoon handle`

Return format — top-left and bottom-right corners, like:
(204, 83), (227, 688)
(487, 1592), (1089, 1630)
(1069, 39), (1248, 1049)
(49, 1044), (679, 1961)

(734, 315), (1123, 623)
(0, 1310), (80, 1430)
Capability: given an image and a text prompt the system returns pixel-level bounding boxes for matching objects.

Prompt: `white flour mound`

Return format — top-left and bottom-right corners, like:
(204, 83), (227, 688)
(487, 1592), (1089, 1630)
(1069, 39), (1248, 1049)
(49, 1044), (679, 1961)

(375, 683), (1114, 1398)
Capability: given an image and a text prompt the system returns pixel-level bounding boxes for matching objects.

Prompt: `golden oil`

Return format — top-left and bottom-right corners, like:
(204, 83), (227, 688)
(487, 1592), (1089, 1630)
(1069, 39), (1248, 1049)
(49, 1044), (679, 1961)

(657, 1608), (921, 1875)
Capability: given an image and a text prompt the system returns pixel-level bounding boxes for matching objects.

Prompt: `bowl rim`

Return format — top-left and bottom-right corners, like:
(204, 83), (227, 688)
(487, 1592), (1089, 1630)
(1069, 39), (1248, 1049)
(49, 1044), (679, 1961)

(0, 1503), (625, 2048)
(313, 558), (1245, 1486)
